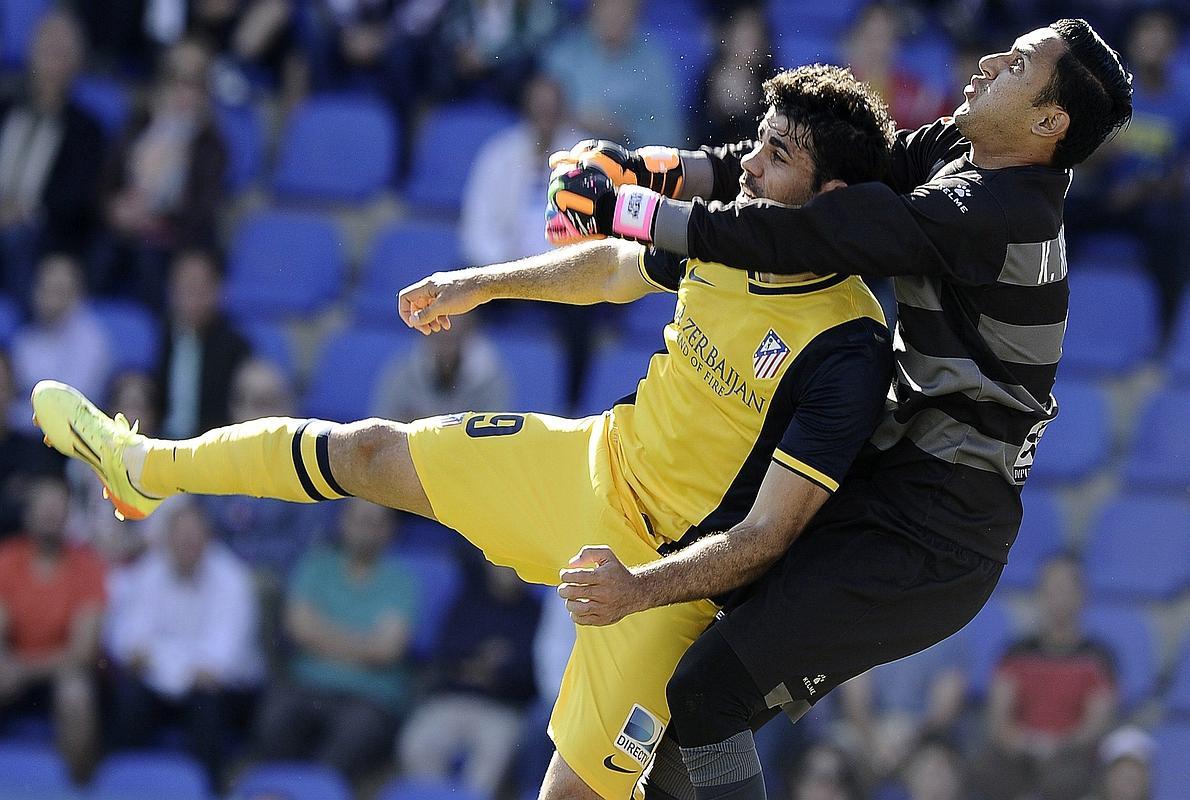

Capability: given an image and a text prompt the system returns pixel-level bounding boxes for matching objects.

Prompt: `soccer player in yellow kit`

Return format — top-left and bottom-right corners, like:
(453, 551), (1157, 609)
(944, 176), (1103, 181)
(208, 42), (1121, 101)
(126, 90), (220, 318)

(33, 66), (893, 799)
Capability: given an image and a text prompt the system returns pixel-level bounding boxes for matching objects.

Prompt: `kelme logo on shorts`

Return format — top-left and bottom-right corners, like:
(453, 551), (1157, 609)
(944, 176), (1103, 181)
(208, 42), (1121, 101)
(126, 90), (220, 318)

(614, 704), (664, 766)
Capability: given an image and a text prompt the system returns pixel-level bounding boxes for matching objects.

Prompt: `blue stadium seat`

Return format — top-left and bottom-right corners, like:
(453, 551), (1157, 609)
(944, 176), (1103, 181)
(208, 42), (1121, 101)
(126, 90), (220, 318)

(620, 291), (678, 341)
(1071, 232), (1145, 271)
(1155, 723), (1190, 800)
(273, 94), (397, 204)
(232, 762), (351, 800)
(302, 326), (412, 422)
(956, 596), (1015, 701)
(1169, 295), (1190, 383)
(225, 210), (345, 320)
(768, 0), (866, 38)
(1062, 269), (1159, 376)
(1083, 604), (1159, 710)
(398, 550), (463, 660)
(575, 341), (661, 417)
(1001, 487), (1064, 590)
(1122, 387), (1190, 493)
(91, 300), (160, 375)
(1166, 634), (1190, 718)
(353, 221), (463, 325)
(238, 319), (296, 379)
(1027, 379), (1111, 485)
(642, 18), (713, 113)
(0, 294), (20, 344)
(403, 103), (517, 215)
(378, 776), (491, 800)
(771, 32), (838, 71)
(1084, 495), (1190, 602)
(492, 334), (568, 416)
(71, 74), (132, 139)
(1, 0), (50, 66)
(216, 103), (265, 192)
(91, 751), (210, 800)
(0, 742), (72, 799)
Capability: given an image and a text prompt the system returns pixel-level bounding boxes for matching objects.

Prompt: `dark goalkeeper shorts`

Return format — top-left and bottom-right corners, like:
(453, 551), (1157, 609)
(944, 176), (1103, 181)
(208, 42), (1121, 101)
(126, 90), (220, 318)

(715, 478), (1004, 711)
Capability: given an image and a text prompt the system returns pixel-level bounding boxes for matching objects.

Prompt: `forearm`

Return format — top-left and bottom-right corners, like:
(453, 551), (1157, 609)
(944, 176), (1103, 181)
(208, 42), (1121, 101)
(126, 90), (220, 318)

(468, 240), (643, 305)
(633, 521), (788, 609)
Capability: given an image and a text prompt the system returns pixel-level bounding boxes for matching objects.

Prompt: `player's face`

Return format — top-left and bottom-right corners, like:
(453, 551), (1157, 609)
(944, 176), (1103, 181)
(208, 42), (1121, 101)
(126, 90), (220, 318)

(953, 27), (1066, 141)
(737, 108), (819, 207)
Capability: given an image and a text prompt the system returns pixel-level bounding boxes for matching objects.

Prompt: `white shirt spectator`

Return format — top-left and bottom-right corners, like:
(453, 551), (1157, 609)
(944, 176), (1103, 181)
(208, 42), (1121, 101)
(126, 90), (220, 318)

(108, 538), (263, 698)
(11, 305), (110, 431)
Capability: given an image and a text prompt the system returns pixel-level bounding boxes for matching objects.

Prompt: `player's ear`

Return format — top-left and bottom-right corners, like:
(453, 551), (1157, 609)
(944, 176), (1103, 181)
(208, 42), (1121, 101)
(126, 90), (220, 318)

(1032, 108), (1069, 141)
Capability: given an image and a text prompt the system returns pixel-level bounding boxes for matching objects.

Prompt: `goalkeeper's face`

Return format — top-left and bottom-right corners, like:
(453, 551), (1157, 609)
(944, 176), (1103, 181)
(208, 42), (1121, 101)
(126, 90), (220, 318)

(737, 108), (821, 207)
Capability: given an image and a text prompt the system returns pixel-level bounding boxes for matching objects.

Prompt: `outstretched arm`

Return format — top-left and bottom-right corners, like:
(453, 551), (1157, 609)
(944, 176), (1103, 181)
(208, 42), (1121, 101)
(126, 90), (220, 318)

(558, 463), (829, 625)
(398, 239), (655, 334)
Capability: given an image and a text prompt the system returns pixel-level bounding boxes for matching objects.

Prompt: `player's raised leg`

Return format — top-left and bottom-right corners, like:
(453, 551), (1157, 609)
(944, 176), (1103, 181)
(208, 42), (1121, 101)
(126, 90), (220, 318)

(30, 380), (433, 520)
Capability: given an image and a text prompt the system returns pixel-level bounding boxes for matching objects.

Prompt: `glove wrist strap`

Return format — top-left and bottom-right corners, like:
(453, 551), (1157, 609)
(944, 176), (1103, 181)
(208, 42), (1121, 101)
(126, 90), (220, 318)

(612, 186), (661, 243)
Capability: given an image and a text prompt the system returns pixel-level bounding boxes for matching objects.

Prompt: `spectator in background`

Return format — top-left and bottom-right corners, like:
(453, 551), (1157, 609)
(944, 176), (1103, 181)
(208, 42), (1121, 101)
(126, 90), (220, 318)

(1087, 9), (1189, 332)
(433, 0), (557, 103)
(976, 554), (1118, 800)
(157, 249), (251, 439)
(254, 499), (419, 782)
(545, 0), (683, 146)
(787, 743), (864, 800)
(399, 555), (541, 795)
(0, 475), (104, 783)
(372, 314), (509, 422)
(837, 633), (970, 782)
(841, 3), (948, 132)
(184, 0), (300, 101)
(107, 499), (263, 791)
(0, 10), (104, 305)
(202, 359), (330, 595)
(695, 6), (773, 146)
(459, 72), (595, 407)
(99, 38), (227, 309)
(0, 350), (64, 538)
(10, 254), (111, 432)
(1082, 726), (1154, 800)
(900, 735), (967, 800)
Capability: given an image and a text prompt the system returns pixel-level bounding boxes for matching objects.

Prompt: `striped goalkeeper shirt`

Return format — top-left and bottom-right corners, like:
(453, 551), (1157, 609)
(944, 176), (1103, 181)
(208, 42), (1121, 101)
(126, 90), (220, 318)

(655, 118), (1070, 562)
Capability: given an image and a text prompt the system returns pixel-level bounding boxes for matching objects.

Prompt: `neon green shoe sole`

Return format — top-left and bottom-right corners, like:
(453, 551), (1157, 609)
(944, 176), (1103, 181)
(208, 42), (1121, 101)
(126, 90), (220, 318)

(31, 380), (164, 521)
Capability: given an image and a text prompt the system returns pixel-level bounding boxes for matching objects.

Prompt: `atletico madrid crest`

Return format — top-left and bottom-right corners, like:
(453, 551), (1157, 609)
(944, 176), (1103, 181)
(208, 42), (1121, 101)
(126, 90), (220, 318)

(753, 330), (790, 380)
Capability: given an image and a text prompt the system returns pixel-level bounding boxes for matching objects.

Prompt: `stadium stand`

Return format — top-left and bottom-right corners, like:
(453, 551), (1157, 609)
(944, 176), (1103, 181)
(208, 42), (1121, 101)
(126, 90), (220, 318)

(0, 742), (72, 799)
(90, 299), (160, 375)
(1027, 378), (1112, 485)
(1083, 603), (1160, 710)
(378, 776), (492, 800)
(272, 94), (397, 204)
(1122, 386), (1190, 493)
(302, 325), (412, 422)
(403, 103), (517, 215)
(90, 751), (210, 800)
(352, 220), (464, 326)
(231, 761), (352, 800)
(1083, 495), (1190, 602)
(1062, 269), (1160, 376)
(1001, 487), (1065, 590)
(224, 210), (346, 321)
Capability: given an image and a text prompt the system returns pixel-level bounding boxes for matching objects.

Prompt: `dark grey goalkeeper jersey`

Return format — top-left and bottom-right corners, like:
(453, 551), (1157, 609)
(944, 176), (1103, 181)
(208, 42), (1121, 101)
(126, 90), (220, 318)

(668, 118), (1071, 562)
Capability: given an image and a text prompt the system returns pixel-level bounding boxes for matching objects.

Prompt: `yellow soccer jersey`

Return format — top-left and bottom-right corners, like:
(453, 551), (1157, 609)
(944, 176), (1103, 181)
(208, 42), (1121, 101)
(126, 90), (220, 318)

(611, 249), (893, 542)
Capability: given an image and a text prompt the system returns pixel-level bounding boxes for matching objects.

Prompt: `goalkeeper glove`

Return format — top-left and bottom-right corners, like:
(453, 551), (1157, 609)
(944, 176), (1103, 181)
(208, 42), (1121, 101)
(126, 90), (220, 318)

(548, 140), (685, 197)
(546, 165), (663, 246)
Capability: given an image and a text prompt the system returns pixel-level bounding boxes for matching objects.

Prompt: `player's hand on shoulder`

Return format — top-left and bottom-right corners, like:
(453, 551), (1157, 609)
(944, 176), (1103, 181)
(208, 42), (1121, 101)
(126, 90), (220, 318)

(397, 271), (483, 335)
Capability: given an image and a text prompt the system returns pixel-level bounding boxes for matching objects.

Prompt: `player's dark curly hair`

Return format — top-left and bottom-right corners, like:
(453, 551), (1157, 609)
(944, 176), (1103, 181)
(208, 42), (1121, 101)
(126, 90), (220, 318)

(1034, 19), (1133, 169)
(762, 64), (896, 190)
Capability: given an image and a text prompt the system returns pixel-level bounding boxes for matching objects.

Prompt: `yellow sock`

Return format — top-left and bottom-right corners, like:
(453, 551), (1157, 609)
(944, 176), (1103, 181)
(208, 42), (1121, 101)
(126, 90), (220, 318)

(140, 418), (352, 503)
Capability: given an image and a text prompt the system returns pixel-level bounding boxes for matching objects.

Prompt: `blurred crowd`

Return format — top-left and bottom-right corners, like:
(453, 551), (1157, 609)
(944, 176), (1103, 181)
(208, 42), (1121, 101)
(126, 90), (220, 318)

(0, 0), (1188, 798)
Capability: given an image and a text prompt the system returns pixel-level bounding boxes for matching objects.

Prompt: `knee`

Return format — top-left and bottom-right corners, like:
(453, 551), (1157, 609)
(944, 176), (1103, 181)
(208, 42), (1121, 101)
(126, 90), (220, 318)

(666, 652), (716, 736)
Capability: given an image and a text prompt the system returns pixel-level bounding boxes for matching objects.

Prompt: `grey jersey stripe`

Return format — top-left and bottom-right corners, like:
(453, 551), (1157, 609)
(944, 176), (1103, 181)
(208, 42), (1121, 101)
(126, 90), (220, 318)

(871, 406), (1022, 479)
(894, 329), (1049, 414)
(894, 274), (943, 311)
(976, 315), (1067, 366)
(997, 227), (1068, 286)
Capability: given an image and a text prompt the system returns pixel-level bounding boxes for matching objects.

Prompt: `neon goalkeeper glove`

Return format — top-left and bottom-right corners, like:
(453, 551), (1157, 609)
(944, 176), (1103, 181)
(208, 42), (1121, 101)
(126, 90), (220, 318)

(546, 165), (664, 246)
(548, 140), (685, 197)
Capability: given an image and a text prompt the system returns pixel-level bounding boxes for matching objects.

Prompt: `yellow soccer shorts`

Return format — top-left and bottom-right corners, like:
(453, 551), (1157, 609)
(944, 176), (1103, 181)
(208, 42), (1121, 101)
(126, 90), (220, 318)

(407, 411), (718, 798)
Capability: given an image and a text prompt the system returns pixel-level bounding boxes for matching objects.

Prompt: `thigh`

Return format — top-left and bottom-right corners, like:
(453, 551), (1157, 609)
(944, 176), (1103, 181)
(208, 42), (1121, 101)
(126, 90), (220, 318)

(549, 597), (718, 800)
(407, 412), (636, 585)
(717, 514), (1002, 713)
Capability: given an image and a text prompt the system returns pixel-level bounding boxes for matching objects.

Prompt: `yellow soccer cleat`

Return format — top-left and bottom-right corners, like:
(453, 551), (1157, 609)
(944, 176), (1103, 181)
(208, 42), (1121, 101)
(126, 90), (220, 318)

(31, 380), (165, 521)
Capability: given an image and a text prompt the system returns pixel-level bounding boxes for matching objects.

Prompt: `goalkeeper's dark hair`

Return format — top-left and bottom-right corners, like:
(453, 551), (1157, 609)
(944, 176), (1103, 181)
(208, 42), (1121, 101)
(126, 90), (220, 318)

(1033, 19), (1133, 169)
(762, 64), (896, 190)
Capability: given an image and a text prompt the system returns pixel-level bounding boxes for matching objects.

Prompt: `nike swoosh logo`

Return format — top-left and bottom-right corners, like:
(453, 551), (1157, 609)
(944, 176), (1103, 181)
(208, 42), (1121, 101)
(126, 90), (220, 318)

(688, 266), (714, 286)
(603, 755), (636, 774)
